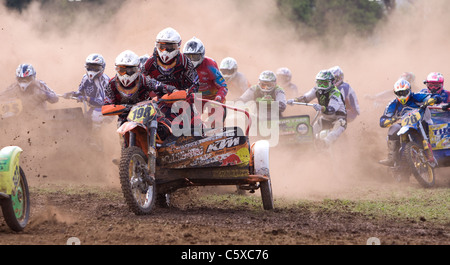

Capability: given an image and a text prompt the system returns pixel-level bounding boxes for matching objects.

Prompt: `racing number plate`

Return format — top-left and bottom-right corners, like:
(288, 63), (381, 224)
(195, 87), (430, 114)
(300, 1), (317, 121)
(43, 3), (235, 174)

(127, 104), (156, 124)
(401, 111), (421, 127)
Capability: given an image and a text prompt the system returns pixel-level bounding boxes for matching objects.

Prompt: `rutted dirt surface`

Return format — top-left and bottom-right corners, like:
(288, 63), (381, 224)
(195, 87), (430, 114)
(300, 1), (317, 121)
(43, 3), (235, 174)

(0, 180), (449, 245)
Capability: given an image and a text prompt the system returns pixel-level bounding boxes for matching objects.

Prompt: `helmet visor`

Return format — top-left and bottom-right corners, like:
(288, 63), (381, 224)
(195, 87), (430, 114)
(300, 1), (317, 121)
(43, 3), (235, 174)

(156, 42), (178, 53)
(86, 63), (103, 72)
(116, 66), (138, 76)
(395, 89), (410, 97)
(316, 79), (331, 89)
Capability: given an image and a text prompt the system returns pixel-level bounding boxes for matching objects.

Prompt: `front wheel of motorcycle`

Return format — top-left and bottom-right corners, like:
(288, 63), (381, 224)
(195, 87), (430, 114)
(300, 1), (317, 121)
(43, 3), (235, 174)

(404, 141), (435, 188)
(119, 146), (157, 215)
(1, 166), (30, 232)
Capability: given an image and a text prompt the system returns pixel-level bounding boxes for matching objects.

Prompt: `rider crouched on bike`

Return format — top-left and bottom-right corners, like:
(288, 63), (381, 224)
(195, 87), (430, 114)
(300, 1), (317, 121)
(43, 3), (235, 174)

(288, 70), (347, 148)
(379, 79), (444, 166)
(63, 53), (110, 129)
(103, 50), (176, 127)
(141, 27), (199, 124)
(420, 72), (450, 104)
(1, 63), (59, 114)
(238, 70), (287, 117)
(183, 36), (228, 124)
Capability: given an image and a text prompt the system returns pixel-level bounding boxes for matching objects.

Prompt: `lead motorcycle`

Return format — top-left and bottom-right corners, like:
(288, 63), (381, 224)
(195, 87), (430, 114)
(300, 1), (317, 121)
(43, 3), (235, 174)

(0, 146), (30, 232)
(102, 91), (274, 215)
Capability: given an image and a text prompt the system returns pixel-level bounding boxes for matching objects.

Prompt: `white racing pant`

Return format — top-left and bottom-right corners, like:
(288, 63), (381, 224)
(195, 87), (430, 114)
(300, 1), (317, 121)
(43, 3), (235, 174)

(312, 116), (346, 145)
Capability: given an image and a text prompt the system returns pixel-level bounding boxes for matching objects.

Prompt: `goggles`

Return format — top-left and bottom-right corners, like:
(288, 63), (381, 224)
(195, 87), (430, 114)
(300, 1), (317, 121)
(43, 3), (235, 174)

(426, 82), (443, 92)
(156, 42), (179, 53)
(220, 69), (236, 75)
(86, 64), (103, 72)
(17, 76), (34, 83)
(259, 81), (276, 90)
(316, 79), (331, 88)
(395, 89), (410, 97)
(115, 66), (138, 76)
(185, 53), (203, 62)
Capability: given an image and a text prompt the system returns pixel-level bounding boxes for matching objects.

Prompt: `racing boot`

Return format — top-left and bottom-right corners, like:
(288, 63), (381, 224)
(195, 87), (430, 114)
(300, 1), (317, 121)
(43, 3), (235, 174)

(379, 140), (399, 166)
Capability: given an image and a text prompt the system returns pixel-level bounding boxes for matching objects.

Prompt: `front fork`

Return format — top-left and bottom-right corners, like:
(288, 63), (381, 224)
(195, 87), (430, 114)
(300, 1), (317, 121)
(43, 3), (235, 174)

(147, 120), (158, 178)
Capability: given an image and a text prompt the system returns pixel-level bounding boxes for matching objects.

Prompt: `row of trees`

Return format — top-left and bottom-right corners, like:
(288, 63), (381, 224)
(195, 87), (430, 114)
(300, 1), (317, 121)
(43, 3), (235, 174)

(5, 0), (394, 39)
(276, 0), (394, 39)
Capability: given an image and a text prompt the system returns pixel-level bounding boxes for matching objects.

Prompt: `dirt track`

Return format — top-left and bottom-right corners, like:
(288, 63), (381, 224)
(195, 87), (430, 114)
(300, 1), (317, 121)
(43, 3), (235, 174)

(0, 181), (449, 246)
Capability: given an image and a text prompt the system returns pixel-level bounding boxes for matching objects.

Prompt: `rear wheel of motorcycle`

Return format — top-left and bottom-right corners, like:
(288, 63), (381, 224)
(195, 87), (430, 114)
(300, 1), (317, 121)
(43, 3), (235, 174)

(404, 141), (435, 188)
(119, 146), (157, 215)
(1, 166), (30, 232)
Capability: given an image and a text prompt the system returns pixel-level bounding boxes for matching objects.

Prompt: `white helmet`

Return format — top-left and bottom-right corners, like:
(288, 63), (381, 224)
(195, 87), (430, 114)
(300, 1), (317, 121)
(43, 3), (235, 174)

(85, 53), (105, 80)
(183, 37), (205, 68)
(328, 66), (344, 87)
(219, 57), (238, 80)
(155, 27), (181, 64)
(258, 70), (277, 93)
(139, 54), (150, 69)
(276, 67), (292, 84)
(16, 63), (36, 91)
(115, 50), (140, 88)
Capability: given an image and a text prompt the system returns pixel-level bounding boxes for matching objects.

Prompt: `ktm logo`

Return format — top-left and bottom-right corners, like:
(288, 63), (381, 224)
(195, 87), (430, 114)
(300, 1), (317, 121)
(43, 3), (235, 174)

(206, 137), (240, 153)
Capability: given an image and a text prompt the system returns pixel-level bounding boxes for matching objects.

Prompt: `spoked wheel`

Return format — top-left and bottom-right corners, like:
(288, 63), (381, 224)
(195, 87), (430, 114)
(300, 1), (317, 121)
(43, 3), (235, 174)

(253, 140), (274, 210)
(119, 146), (157, 215)
(1, 166), (30, 232)
(404, 142), (435, 188)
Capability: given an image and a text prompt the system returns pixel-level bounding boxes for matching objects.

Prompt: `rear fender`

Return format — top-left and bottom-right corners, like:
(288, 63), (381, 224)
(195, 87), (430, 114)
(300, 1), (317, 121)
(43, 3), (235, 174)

(0, 146), (23, 196)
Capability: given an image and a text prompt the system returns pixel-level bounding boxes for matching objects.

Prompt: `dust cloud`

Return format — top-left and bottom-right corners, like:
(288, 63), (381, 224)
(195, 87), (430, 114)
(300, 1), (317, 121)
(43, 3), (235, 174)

(0, 0), (449, 199)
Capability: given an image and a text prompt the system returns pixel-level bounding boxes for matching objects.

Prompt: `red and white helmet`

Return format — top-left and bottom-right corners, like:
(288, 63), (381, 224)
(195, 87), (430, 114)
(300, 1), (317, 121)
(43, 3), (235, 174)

(16, 63), (36, 91)
(115, 50), (140, 89)
(85, 53), (105, 80)
(155, 27), (181, 65)
(394, 79), (411, 105)
(424, 72), (444, 94)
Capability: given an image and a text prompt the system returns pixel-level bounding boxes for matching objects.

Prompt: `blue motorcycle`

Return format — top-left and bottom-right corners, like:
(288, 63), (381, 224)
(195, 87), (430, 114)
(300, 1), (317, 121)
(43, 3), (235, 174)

(393, 105), (449, 188)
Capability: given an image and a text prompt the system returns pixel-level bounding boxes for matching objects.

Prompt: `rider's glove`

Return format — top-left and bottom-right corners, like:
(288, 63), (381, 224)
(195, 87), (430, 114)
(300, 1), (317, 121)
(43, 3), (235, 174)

(287, 99), (295, 105)
(313, 103), (325, 112)
(383, 117), (398, 127)
(423, 97), (437, 108)
(214, 95), (222, 103)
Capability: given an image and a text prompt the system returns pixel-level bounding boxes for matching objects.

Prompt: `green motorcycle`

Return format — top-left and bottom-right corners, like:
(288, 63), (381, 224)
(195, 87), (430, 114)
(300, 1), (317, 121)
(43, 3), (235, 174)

(0, 146), (30, 232)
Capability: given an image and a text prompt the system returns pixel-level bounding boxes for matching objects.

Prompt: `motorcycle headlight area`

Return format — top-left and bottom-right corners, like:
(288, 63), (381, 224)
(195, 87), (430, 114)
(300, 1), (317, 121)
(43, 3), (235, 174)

(296, 123), (309, 135)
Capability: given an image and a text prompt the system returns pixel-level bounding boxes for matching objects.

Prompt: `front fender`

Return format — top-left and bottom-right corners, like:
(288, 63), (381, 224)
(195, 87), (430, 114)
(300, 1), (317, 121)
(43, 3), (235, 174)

(0, 146), (23, 196)
(397, 125), (415, 136)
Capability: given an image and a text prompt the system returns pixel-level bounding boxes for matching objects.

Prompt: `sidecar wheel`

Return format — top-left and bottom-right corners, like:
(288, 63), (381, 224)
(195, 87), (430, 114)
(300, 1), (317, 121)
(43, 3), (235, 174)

(119, 146), (157, 215)
(404, 141), (435, 188)
(253, 140), (274, 210)
(1, 166), (30, 232)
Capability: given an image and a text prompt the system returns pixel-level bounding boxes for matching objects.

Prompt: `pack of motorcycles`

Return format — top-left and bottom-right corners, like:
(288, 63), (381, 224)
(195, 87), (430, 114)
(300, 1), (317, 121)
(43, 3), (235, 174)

(0, 93), (449, 230)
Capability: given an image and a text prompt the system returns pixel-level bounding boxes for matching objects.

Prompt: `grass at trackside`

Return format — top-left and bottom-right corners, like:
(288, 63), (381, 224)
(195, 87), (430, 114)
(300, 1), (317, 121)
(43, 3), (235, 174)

(197, 187), (450, 225)
(314, 188), (450, 225)
(30, 184), (450, 225)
